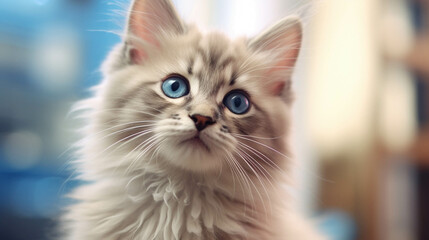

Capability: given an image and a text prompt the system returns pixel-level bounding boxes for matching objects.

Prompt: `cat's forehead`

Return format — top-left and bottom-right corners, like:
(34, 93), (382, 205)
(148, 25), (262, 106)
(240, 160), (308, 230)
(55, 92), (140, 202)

(196, 32), (236, 67)
(187, 32), (247, 96)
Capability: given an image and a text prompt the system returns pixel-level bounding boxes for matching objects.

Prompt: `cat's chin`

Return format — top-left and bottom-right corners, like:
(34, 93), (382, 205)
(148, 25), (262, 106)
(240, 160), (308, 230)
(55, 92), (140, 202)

(158, 136), (224, 173)
(181, 136), (211, 152)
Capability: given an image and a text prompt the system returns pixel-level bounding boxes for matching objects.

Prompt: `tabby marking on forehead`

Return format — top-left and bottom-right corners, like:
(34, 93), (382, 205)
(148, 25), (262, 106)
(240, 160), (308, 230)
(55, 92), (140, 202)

(192, 34), (241, 96)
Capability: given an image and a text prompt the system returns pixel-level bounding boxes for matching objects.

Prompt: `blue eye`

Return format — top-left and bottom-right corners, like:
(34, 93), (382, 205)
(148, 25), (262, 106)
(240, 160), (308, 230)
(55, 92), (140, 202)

(223, 91), (250, 114)
(161, 76), (189, 98)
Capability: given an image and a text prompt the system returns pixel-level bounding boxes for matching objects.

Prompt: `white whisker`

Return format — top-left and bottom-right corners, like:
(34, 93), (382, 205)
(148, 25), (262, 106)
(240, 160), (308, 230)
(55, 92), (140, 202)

(233, 134), (292, 160)
(235, 150), (269, 216)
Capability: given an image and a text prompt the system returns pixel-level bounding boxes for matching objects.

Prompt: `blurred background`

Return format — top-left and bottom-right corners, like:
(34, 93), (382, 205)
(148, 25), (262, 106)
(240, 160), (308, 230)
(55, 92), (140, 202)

(0, 0), (428, 239)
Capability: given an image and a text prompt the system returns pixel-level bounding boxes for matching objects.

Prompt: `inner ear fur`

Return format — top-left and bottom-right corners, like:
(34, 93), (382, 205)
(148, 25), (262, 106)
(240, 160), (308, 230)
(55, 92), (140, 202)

(249, 17), (303, 96)
(125, 0), (185, 63)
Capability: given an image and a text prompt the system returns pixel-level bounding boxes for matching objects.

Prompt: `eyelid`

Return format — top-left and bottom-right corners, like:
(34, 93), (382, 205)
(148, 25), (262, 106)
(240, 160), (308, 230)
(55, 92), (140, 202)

(225, 89), (251, 101)
(161, 73), (189, 83)
(161, 74), (190, 92)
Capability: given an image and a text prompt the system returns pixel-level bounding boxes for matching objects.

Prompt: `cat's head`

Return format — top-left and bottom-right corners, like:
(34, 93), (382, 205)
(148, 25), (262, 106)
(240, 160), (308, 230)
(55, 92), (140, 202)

(94, 0), (302, 173)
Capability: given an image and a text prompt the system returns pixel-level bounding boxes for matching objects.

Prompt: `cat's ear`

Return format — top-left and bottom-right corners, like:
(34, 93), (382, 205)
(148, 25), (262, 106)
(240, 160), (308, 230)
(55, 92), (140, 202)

(126, 0), (184, 63)
(249, 17), (302, 96)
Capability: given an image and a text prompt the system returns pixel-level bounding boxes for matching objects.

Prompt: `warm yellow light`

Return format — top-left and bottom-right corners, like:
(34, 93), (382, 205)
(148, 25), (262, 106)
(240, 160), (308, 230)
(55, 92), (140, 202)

(306, 0), (380, 157)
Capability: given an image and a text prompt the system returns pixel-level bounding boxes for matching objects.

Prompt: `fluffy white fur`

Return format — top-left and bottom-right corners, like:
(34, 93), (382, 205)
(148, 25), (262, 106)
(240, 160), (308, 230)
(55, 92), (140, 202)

(60, 0), (325, 239)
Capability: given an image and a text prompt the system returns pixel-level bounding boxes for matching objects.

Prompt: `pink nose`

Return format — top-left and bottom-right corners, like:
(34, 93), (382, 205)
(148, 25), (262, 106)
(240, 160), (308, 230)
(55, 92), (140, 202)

(190, 114), (215, 131)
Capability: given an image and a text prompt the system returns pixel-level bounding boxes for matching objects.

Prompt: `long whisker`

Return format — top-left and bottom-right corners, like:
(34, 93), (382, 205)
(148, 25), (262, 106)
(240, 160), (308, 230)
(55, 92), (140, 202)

(237, 142), (286, 175)
(97, 129), (155, 157)
(111, 131), (158, 174)
(235, 150), (269, 215)
(93, 123), (156, 142)
(237, 145), (277, 189)
(125, 133), (165, 174)
(90, 108), (163, 119)
(226, 156), (254, 215)
(232, 134), (292, 160)
(238, 137), (332, 186)
(125, 133), (160, 161)
(226, 152), (256, 214)
(222, 153), (237, 197)
(236, 145), (281, 212)
(59, 120), (158, 158)
(128, 138), (163, 174)
(233, 133), (284, 140)
(148, 139), (165, 165)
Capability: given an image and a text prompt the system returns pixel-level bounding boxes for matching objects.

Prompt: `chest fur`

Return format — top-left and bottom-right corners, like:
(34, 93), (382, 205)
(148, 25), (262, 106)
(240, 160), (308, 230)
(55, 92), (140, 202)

(74, 174), (271, 240)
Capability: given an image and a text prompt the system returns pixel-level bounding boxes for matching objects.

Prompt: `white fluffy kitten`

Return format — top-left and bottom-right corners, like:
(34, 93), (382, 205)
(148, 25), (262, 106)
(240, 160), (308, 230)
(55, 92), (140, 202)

(61, 0), (324, 239)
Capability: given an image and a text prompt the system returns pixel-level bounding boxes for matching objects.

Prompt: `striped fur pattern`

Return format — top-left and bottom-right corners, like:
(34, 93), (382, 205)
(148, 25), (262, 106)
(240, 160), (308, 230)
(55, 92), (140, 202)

(61, 0), (324, 239)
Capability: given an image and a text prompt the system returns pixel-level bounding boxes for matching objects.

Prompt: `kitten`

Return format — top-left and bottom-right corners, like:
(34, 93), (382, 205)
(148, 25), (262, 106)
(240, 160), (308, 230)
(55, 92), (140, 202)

(61, 0), (324, 239)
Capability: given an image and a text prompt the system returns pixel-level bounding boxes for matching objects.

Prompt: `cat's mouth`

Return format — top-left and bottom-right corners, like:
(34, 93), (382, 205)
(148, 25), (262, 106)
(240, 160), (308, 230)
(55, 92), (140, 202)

(181, 135), (210, 152)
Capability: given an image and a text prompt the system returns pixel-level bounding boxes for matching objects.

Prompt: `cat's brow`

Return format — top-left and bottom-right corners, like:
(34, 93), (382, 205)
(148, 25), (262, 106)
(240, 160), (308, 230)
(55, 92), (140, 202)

(187, 57), (194, 75)
(196, 47), (208, 64)
(229, 71), (237, 85)
(218, 56), (235, 70)
(208, 46), (222, 69)
(196, 43), (235, 71)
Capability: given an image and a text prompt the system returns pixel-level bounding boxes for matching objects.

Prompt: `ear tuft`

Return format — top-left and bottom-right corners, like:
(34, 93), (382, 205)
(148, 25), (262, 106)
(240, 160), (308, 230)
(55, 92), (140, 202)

(126, 0), (184, 63)
(129, 47), (143, 64)
(249, 17), (303, 96)
(270, 81), (286, 96)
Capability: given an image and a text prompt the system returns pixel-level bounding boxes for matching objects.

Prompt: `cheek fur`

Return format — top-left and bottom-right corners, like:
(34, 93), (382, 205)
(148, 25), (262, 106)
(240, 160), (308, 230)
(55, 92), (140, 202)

(232, 115), (263, 135)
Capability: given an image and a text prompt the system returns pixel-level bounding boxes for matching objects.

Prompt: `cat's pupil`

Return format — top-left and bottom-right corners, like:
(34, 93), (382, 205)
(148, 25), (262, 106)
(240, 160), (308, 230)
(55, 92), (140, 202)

(233, 97), (242, 107)
(171, 81), (180, 92)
